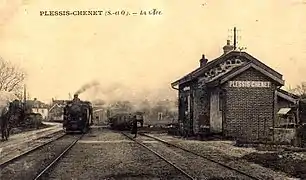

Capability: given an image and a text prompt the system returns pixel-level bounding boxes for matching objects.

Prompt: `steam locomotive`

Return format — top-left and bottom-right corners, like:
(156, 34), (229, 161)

(108, 111), (144, 130)
(63, 100), (93, 133)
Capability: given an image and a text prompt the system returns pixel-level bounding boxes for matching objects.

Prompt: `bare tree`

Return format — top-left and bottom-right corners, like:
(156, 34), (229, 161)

(289, 82), (306, 98)
(0, 57), (26, 97)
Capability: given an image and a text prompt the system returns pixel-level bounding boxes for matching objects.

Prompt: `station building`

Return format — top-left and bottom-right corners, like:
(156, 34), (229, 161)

(171, 40), (299, 142)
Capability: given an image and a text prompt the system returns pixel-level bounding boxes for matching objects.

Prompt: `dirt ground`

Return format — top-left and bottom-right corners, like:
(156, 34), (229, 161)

(10, 123), (52, 136)
(151, 133), (304, 179)
(242, 149), (306, 179)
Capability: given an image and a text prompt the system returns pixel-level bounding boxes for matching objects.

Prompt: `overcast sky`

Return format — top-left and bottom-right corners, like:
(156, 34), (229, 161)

(0, 0), (305, 103)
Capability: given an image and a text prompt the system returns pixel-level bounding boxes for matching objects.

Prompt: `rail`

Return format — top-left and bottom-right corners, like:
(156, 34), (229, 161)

(140, 133), (260, 180)
(121, 132), (196, 180)
(0, 131), (66, 169)
(33, 134), (84, 180)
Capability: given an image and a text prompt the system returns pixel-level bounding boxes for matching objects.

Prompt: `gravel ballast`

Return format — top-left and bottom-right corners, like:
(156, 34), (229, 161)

(0, 130), (65, 164)
(139, 137), (254, 179)
(243, 151), (306, 179)
(3, 128), (300, 179)
(46, 129), (188, 179)
(148, 133), (298, 180)
(0, 134), (80, 180)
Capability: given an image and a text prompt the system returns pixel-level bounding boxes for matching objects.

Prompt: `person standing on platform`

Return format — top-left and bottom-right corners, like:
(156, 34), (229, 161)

(131, 115), (138, 138)
(0, 104), (10, 141)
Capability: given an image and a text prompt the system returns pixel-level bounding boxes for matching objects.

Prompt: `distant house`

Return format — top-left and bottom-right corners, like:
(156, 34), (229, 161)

(48, 99), (67, 121)
(26, 98), (49, 120)
(93, 107), (107, 125)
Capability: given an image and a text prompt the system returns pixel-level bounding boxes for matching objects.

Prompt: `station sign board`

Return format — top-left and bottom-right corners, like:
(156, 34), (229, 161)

(228, 81), (271, 88)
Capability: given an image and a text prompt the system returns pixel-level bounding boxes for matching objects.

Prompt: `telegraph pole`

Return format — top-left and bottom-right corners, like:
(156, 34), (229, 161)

(23, 84), (27, 111)
(233, 27), (237, 50)
(23, 85), (26, 103)
(230, 27), (247, 53)
(228, 27), (239, 50)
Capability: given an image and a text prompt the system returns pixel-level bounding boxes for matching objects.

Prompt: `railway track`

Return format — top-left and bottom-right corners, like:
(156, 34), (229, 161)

(140, 133), (260, 180)
(33, 134), (84, 180)
(0, 132), (83, 180)
(121, 132), (196, 180)
(0, 130), (66, 168)
(122, 132), (260, 180)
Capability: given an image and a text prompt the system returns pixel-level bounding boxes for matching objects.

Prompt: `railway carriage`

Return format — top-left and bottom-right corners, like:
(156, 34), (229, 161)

(63, 100), (93, 133)
(108, 111), (144, 130)
(108, 113), (133, 130)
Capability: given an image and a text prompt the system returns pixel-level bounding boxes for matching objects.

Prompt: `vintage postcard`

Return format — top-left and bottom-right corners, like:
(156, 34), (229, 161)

(0, 0), (305, 179)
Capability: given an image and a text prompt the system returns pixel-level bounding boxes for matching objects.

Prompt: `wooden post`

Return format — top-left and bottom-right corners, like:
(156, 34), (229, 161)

(264, 118), (267, 144)
(233, 27), (237, 50)
(296, 100), (300, 146)
(296, 100), (300, 125)
(257, 114), (260, 141)
(273, 90), (278, 142)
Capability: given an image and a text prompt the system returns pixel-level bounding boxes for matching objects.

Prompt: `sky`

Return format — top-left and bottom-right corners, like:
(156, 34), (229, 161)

(0, 0), (305, 103)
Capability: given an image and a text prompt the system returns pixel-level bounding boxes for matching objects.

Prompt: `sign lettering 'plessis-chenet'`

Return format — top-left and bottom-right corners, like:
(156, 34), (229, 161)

(228, 81), (271, 88)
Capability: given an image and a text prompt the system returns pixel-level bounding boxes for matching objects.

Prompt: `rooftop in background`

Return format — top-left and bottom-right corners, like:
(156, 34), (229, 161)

(51, 99), (68, 105)
(26, 98), (49, 108)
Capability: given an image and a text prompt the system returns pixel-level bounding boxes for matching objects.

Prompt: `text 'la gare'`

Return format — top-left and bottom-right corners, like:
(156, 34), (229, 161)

(140, 9), (162, 16)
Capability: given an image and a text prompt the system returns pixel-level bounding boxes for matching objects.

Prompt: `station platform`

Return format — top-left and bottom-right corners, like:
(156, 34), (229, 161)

(0, 122), (63, 164)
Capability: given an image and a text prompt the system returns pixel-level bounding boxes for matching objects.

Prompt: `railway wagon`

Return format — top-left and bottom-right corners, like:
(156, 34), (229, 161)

(108, 113), (133, 130)
(108, 111), (144, 130)
(63, 100), (93, 133)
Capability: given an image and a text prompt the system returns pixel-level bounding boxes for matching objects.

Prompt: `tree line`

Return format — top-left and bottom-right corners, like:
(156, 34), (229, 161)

(287, 82), (306, 98)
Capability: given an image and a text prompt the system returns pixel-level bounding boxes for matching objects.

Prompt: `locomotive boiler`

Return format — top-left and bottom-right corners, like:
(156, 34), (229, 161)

(63, 100), (93, 133)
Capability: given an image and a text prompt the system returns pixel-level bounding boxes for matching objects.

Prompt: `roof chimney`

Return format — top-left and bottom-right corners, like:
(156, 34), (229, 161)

(223, 40), (234, 54)
(199, 54), (208, 67)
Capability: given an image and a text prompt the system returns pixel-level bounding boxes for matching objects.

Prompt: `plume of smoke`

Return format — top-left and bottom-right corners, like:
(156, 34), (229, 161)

(79, 81), (178, 116)
(75, 81), (100, 95)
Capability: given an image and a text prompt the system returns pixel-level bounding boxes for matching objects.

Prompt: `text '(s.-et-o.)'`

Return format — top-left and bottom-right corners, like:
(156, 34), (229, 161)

(39, 9), (163, 17)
